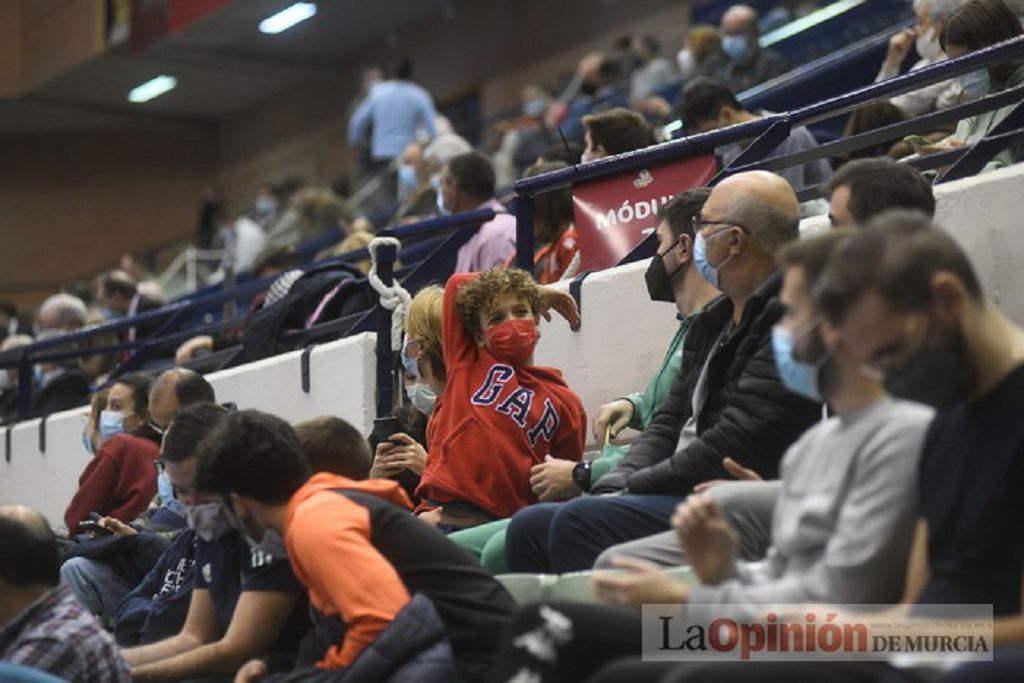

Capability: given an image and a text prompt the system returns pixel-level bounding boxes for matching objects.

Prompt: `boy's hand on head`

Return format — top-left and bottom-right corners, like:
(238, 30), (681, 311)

(538, 288), (581, 330)
(529, 455), (578, 501)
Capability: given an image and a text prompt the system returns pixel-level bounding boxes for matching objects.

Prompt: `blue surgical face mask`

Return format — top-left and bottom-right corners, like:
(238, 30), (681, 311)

(693, 230), (733, 290)
(99, 410), (126, 442)
(771, 325), (824, 401)
(959, 68), (990, 98)
(158, 472), (186, 519)
(33, 365), (45, 387)
(398, 164), (417, 194)
(254, 196), (278, 215)
(406, 382), (437, 416)
(522, 97), (546, 118)
(722, 34), (749, 61)
(401, 342), (421, 378)
(82, 431), (96, 456)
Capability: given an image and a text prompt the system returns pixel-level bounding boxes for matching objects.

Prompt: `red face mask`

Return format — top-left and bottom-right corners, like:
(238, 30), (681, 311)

(484, 318), (539, 367)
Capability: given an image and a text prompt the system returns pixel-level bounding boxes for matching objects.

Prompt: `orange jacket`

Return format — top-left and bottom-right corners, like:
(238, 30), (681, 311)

(284, 473), (414, 668)
(415, 272), (586, 519)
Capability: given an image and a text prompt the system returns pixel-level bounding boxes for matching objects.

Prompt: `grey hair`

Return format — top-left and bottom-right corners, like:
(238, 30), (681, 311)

(914, 0), (967, 20)
(38, 293), (87, 330)
(729, 197), (800, 256)
(423, 133), (473, 167)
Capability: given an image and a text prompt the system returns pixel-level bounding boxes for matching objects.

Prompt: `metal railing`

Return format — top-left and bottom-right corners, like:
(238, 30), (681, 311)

(0, 208), (498, 424)
(513, 35), (1024, 269)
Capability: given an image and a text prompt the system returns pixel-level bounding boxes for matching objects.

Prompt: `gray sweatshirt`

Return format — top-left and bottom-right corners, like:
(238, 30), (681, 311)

(688, 397), (934, 608)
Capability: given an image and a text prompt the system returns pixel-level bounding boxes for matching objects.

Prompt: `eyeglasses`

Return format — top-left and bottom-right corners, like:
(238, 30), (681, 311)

(691, 217), (749, 236)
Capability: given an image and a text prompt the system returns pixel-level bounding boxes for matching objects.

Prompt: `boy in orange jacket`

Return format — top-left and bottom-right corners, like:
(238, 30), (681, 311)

(414, 267), (586, 529)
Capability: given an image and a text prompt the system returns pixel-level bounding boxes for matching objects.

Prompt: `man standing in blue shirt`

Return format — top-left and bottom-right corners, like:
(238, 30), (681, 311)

(349, 59), (437, 205)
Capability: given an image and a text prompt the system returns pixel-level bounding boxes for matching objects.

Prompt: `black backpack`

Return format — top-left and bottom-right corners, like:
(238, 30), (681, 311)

(242, 261), (371, 361)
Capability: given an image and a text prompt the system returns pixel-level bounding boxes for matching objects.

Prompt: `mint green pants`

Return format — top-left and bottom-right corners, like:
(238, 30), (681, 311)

(449, 518), (510, 574)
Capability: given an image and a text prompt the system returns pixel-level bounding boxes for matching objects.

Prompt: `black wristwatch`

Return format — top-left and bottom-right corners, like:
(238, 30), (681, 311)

(572, 460), (593, 492)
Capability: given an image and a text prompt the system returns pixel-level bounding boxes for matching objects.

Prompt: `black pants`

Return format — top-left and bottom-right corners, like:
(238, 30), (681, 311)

(489, 602), (644, 682)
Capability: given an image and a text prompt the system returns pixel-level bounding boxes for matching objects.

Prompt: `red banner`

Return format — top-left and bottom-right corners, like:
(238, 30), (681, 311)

(571, 154), (717, 272)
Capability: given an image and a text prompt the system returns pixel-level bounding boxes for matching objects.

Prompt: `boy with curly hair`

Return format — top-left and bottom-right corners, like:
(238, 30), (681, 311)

(415, 268), (586, 530)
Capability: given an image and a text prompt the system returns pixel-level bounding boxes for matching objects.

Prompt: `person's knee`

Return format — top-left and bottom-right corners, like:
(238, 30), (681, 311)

(60, 556), (90, 585)
(481, 530), (508, 574)
(593, 546), (619, 570)
(505, 504), (560, 571)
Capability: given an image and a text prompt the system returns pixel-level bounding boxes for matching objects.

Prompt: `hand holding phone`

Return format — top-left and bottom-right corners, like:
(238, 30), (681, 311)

(79, 520), (115, 536)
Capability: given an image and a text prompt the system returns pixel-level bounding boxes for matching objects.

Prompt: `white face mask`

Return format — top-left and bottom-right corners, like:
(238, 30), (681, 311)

(677, 48), (696, 79)
(915, 26), (944, 62)
(406, 382), (437, 416)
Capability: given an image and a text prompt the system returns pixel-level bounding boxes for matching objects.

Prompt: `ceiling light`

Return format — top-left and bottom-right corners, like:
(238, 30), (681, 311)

(127, 75), (177, 103)
(259, 2), (317, 34)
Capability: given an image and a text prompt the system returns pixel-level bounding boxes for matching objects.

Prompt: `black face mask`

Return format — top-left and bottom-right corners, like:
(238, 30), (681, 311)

(644, 252), (685, 303)
(885, 326), (971, 409)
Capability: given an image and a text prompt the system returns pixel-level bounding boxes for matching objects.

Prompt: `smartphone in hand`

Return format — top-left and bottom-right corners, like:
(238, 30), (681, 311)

(373, 416), (400, 443)
(79, 520), (115, 536)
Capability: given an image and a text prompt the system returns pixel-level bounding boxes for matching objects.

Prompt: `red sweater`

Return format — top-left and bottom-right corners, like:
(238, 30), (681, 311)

(415, 272), (586, 519)
(64, 433), (160, 533)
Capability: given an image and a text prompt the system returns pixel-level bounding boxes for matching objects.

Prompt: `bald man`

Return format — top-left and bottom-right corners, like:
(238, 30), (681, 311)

(0, 506), (130, 682)
(505, 171), (822, 573)
(716, 3), (789, 92)
(60, 368), (215, 622)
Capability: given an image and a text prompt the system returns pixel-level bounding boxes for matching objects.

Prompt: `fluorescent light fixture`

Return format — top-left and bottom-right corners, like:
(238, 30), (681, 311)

(761, 0), (866, 47)
(259, 2), (317, 34)
(127, 75), (177, 103)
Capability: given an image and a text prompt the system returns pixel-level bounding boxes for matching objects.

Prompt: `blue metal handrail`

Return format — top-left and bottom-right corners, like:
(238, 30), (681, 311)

(0, 208), (500, 425)
(513, 34), (1024, 267)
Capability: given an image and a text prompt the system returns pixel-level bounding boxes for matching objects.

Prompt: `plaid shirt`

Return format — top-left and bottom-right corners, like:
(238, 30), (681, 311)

(0, 584), (130, 682)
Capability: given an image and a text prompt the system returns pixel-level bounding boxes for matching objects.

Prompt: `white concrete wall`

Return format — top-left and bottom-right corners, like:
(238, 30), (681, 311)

(799, 163), (1024, 325)
(0, 333), (377, 527)
(5, 163), (1024, 525)
(535, 260), (681, 445)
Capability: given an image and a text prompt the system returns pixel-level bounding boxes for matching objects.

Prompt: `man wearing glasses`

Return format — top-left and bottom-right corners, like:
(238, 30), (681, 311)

(505, 170), (823, 573)
(123, 404), (310, 683)
(61, 369), (216, 622)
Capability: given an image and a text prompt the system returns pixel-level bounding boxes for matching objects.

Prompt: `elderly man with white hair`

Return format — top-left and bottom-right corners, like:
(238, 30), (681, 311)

(36, 293), (88, 333)
(877, 0), (968, 116)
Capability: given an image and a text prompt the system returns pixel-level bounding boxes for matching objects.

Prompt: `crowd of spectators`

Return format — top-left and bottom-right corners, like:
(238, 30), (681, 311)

(3, 1), (1024, 681)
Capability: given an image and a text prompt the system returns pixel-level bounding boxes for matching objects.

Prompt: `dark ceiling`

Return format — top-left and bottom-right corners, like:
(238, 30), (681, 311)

(1, 0), (452, 135)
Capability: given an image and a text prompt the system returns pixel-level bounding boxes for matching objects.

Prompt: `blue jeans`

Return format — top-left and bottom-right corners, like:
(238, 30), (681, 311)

(61, 557), (131, 622)
(504, 494), (684, 573)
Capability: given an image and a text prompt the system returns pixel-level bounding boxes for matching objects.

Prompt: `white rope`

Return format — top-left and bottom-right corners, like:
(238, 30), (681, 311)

(367, 237), (412, 352)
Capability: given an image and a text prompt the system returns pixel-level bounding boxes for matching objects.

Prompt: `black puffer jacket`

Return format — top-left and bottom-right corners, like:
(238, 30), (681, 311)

(593, 270), (821, 496)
